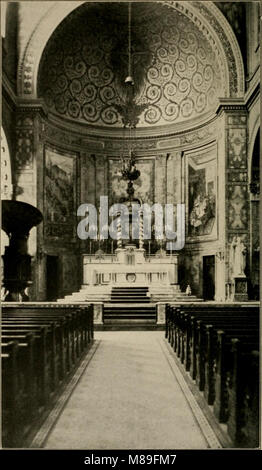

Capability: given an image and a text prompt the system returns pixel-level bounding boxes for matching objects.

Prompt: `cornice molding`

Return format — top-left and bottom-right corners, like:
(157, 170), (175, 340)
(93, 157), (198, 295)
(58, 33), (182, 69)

(215, 98), (247, 116)
(15, 98), (48, 117)
(44, 107), (218, 141)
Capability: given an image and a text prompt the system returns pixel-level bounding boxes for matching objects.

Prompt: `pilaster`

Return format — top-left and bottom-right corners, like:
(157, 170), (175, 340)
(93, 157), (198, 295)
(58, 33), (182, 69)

(218, 105), (249, 298)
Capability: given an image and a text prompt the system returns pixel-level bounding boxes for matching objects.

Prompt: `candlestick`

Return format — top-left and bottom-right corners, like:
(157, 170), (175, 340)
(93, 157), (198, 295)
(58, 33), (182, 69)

(111, 240), (114, 254)
(148, 241), (151, 256)
(89, 240), (92, 254)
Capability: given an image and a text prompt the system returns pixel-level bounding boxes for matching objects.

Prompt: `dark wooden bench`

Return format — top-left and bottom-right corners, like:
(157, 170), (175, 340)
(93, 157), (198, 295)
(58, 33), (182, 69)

(226, 342), (259, 447)
(165, 303), (259, 448)
(2, 335), (37, 446)
(1, 303), (94, 448)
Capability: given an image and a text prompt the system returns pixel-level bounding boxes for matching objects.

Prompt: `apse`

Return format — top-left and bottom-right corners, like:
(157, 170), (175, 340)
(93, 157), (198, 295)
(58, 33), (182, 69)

(38, 2), (223, 129)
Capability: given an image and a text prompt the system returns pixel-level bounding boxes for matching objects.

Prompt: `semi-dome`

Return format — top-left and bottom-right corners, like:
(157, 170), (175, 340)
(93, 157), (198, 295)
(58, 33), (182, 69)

(38, 2), (223, 128)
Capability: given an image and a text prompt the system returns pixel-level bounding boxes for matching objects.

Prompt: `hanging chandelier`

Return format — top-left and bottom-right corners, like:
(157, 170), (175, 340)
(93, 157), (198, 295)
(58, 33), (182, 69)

(120, 2), (140, 202)
(124, 2), (134, 87)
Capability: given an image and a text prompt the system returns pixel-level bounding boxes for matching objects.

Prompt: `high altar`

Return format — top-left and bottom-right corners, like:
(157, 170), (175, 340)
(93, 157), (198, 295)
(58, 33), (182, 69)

(77, 244), (181, 302)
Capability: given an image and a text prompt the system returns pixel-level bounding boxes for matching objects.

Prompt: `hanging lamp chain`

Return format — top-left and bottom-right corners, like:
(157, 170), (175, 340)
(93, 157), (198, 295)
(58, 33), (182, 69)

(128, 2), (132, 78)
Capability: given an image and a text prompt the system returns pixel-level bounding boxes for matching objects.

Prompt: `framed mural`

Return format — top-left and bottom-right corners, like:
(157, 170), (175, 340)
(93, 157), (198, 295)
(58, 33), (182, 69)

(108, 157), (155, 205)
(44, 146), (78, 240)
(185, 144), (217, 242)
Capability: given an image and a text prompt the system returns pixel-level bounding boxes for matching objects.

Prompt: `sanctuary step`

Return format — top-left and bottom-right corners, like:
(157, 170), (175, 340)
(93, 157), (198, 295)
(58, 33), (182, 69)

(110, 287), (150, 303)
(103, 304), (156, 326)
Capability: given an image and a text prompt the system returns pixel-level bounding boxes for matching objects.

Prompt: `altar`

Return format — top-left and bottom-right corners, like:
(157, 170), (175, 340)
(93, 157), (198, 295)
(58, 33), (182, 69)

(83, 245), (178, 287)
(61, 244), (186, 303)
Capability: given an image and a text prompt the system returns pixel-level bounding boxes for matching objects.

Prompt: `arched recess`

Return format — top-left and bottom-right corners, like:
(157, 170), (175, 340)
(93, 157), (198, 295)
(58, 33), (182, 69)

(249, 128), (260, 300)
(1, 126), (13, 200)
(17, 0), (245, 99)
(1, 127), (13, 260)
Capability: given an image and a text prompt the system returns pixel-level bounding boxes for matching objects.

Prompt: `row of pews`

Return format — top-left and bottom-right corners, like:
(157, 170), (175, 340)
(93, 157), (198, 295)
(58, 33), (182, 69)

(165, 303), (259, 448)
(1, 303), (94, 448)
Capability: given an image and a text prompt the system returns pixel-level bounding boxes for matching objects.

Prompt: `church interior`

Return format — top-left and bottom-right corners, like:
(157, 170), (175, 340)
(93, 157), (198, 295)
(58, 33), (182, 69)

(1, 1), (260, 450)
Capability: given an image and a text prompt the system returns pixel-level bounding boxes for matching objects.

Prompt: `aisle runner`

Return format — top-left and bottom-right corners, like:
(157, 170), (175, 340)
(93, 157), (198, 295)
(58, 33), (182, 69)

(32, 332), (222, 449)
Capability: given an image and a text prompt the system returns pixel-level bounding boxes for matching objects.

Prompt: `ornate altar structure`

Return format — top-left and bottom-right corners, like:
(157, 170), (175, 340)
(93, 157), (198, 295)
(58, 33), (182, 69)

(77, 244), (180, 302)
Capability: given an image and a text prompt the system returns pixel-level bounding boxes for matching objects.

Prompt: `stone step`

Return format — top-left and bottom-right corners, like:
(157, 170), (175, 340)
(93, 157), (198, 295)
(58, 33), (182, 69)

(104, 317), (156, 323)
(95, 324), (164, 331)
(105, 302), (156, 307)
(111, 287), (148, 290)
(104, 319), (155, 324)
(111, 294), (149, 300)
(104, 309), (155, 313)
(111, 291), (148, 294)
(110, 299), (150, 303)
(104, 310), (156, 315)
(112, 287), (148, 292)
(110, 294), (149, 297)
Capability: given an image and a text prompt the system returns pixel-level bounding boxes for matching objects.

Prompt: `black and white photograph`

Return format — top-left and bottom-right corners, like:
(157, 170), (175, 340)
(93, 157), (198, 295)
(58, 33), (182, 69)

(1, 0), (261, 459)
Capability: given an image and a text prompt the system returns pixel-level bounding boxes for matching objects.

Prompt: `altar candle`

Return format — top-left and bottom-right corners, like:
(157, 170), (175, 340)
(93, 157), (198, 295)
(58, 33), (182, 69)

(148, 241), (151, 256)
(111, 240), (114, 254)
(89, 240), (92, 254)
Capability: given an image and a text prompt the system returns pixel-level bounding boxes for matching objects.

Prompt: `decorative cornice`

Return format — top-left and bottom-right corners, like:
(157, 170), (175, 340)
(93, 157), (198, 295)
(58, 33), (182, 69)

(16, 98), (48, 116)
(45, 106), (217, 140)
(215, 98), (247, 116)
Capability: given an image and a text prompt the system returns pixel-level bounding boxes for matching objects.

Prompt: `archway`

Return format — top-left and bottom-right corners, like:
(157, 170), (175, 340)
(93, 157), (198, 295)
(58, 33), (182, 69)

(17, 1), (244, 99)
(249, 129), (260, 299)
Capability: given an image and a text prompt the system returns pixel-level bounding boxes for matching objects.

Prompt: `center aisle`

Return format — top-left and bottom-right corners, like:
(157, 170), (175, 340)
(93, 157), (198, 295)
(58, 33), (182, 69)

(43, 332), (219, 449)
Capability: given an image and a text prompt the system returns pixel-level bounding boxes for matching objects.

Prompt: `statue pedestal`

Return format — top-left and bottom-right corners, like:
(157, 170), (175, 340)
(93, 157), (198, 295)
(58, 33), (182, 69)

(233, 276), (248, 301)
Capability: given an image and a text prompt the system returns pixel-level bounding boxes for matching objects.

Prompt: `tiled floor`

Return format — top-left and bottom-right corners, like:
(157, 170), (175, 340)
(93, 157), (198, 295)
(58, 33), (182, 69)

(41, 331), (220, 449)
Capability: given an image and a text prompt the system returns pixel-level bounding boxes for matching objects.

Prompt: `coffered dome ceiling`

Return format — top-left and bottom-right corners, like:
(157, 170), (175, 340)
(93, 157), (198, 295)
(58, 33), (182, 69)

(38, 2), (224, 128)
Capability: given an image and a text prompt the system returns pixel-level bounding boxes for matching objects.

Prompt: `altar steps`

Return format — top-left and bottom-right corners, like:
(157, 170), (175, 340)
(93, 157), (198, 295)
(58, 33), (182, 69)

(110, 298), (150, 303)
(103, 304), (156, 328)
(110, 287), (150, 303)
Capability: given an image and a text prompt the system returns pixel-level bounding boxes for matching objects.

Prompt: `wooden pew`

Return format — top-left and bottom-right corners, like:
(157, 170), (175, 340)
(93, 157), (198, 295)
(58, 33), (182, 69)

(166, 304), (258, 357)
(194, 319), (258, 392)
(2, 334), (37, 447)
(1, 303), (94, 448)
(227, 342), (259, 447)
(2, 341), (19, 447)
(213, 330), (258, 423)
(2, 325), (51, 407)
(3, 314), (73, 380)
(165, 303), (259, 448)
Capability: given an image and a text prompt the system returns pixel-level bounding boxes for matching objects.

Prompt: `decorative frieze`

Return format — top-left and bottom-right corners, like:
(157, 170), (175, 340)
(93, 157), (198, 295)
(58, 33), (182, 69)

(105, 140), (157, 151)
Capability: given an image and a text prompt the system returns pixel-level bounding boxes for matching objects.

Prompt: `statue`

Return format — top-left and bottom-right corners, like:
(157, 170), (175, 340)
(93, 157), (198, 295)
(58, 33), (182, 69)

(186, 285), (192, 296)
(230, 236), (246, 277)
